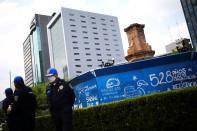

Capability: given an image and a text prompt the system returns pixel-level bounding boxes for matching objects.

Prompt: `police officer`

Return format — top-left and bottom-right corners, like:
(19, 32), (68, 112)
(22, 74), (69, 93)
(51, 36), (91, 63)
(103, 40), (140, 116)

(45, 68), (75, 131)
(7, 76), (37, 131)
(2, 88), (14, 131)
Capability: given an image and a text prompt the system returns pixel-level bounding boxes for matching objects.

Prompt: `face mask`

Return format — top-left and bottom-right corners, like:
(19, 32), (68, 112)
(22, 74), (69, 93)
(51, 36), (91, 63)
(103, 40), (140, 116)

(48, 76), (56, 83)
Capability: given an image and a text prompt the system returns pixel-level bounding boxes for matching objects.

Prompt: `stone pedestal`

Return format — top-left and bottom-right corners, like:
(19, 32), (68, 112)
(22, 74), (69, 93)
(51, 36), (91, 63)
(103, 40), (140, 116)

(124, 23), (155, 62)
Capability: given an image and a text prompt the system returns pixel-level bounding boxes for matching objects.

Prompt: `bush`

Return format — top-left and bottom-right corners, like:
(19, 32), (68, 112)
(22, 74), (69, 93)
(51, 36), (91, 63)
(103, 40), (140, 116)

(32, 83), (50, 116)
(3, 87), (197, 131)
(72, 87), (197, 131)
(35, 115), (55, 131)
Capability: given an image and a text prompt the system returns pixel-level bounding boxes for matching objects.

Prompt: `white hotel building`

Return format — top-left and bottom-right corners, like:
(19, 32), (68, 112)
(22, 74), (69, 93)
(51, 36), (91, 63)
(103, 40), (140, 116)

(47, 7), (125, 80)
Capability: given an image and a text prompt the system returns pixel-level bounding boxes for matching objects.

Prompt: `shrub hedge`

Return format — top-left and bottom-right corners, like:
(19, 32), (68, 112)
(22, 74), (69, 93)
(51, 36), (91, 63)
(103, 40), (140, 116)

(3, 87), (197, 131)
(72, 87), (197, 131)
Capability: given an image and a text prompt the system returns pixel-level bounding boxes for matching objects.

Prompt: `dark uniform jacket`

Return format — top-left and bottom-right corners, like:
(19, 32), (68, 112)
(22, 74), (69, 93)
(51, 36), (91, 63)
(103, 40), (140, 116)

(46, 78), (75, 114)
(2, 96), (14, 116)
(10, 86), (37, 131)
(11, 86), (37, 116)
(2, 96), (15, 131)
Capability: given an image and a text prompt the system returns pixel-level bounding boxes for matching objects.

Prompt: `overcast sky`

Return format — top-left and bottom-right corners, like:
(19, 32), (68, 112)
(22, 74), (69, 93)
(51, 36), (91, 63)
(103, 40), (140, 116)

(0, 0), (190, 101)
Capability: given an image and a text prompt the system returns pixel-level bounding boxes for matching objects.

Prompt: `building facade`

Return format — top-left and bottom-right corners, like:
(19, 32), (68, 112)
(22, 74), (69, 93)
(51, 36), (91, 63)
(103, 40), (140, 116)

(23, 14), (52, 86)
(165, 38), (192, 53)
(181, 0), (197, 49)
(47, 7), (125, 80)
(23, 35), (33, 86)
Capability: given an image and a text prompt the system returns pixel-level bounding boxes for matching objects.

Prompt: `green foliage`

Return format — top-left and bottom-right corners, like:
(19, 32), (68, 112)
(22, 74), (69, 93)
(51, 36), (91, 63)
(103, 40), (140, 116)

(33, 83), (47, 105)
(32, 83), (50, 116)
(35, 115), (55, 131)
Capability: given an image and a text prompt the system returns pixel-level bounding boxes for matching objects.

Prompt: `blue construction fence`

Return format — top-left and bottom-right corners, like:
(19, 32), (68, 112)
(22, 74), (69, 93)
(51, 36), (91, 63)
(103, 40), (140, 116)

(69, 52), (197, 108)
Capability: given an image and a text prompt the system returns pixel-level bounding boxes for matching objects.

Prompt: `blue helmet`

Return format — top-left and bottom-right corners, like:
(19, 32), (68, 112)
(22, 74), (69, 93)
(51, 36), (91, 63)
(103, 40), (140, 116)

(45, 68), (58, 77)
(14, 76), (24, 84)
(5, 88), (13, 95)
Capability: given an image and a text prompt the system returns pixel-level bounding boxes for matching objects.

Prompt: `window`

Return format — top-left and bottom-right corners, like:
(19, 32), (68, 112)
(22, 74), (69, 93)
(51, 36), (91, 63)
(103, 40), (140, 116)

(87, 65), (92, 67)
(72, 36), (77, 38)
(94, 38), (99, 40)
(86, 53), (91, 55)
(84, 42), (89, 44)
(73, 47), (79, 49)
(112, 29), (116, 32)
(82, 31), (88, 34)
(114, 44), (118, 46)
(85, 48), (90, 50)
(98, 65), (102, 67)
(81, 20), (86, 23)
(74, 53), (80, 55)
(103, 28), (107, 31)
(92, 22), (96, 24)
(93, 32), (98, 35)
(115, 49), (120, 51)
(72, 41), (78, 44)
(75, 59), (80, 61)
(75, 65), (81, 67)
(107, 54), (111, 56)
(71, 30), (76, 32)
(112, 34), (117, 36)
(103, 33), (108, 36)
(104, 38), (109, 41)
(97, 54), (101, 56)
(113, 39), (118, 41)
(101, 18), (105, 21)
(97, 59), (102, 61)
(86, 59), (92, 61)
(110, 20), (114, 22)
(69, 19), (75, 21)
(76, 71), (82, 73)
(69, 13), (74, 16)
(106, 49), (110, 51)
(95, 43), (100, 45)
(96, 48), (100, 50)
(90, 17), (95, 19)
(70, 24), (76, 27)
(81, 26), (87, 28)
(101, 23), (106, 26)
(80, 15), (86, 18)
(83, 37), (88, 39)
(105, 43), (110, 46)
(92, 27), (97, 30)
(111, 24), (115, 27)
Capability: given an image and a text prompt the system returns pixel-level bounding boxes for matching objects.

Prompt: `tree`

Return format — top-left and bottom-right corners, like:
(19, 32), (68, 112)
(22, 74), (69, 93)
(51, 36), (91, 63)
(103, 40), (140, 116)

(32, 83), (50, 116)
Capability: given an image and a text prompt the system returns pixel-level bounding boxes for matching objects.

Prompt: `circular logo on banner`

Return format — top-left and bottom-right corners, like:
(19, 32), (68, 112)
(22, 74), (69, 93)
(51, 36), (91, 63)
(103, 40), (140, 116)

(106, 78), (120, 88)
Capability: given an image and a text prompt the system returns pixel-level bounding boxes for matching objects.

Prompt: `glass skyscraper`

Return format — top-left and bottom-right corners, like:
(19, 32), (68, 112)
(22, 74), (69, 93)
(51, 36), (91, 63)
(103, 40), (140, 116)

(181, 0), (197, 49)
(23, 14), (52, 86)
